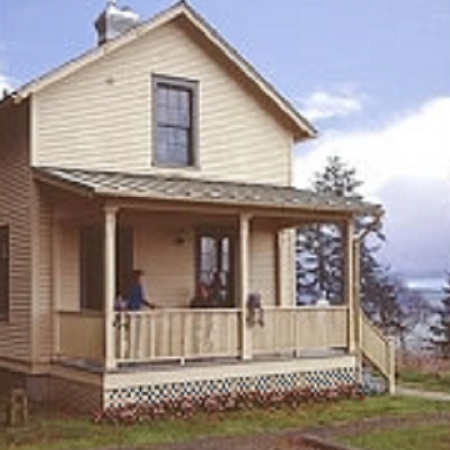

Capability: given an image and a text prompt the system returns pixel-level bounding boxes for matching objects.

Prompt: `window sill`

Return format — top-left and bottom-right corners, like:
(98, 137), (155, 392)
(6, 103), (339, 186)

(152, 163), (201, 171)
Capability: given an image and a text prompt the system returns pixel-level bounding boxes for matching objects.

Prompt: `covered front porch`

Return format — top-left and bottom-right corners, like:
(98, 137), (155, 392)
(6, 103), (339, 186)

(37, 168), (361, 372)
(33, 168), (393, 410)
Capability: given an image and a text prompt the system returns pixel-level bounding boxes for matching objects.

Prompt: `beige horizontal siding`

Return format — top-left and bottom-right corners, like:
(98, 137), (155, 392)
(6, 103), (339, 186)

(33, 20), (292, 186)
(57, 223), (80, 312)
(32, 187), (53, 363)
(0, 101), (33, 365)
(250, 225), (276, 307)
(280, 229), (296, 307)
(134, 217), (195, 309)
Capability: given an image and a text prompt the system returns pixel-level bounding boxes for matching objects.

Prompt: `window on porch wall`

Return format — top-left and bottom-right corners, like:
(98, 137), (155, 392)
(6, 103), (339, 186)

(79, 226), (133, 311)
(196, 231), (236, 307)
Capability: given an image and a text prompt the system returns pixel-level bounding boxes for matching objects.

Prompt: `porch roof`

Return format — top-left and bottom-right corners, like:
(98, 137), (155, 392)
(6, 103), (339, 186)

(34, 167), (382, 217)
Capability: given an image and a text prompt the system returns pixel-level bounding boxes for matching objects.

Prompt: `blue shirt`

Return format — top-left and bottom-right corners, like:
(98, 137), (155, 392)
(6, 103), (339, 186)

(127, 282), (145, 311)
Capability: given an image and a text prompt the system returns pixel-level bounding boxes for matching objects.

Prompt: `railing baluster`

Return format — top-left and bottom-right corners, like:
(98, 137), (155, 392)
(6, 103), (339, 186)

(150, 313), (156, 359)
(128, 314), (136, 359)
(119, 313), (126, 359)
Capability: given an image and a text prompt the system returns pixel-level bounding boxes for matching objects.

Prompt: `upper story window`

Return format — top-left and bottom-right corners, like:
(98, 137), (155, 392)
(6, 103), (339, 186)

(153, 75), (198, 167)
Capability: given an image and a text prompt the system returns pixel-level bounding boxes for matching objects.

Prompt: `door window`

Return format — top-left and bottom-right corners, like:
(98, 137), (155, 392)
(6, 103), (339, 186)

(196, 230), (235, 307)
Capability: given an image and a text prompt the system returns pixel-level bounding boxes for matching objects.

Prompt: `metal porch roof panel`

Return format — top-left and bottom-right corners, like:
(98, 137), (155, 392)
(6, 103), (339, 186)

(33, 167), (381, 215)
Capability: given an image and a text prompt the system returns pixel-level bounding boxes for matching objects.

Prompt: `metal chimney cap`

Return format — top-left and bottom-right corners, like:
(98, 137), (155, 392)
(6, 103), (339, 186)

(95, 1), (140, 45)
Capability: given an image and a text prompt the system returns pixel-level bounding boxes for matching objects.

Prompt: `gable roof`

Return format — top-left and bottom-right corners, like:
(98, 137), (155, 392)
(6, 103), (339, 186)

(9, 1), (316, 141)
(34, 167), (382, 217)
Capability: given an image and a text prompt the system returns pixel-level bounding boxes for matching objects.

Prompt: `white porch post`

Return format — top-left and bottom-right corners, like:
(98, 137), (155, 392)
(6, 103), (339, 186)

(239, 213), (252, 360)
(104, 205), (118, 370)
(275, 229), (296, 307)
(345, 219), (356, 353)
(275, 230), (283, 307)
(352, 237), (364, 385)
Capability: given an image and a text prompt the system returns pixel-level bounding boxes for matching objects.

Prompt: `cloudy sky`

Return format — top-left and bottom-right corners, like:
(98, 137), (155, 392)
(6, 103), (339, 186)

(1, 0), (449, 278)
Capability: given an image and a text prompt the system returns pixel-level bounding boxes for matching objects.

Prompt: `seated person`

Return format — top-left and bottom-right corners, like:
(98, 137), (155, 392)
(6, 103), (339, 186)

(209, 273), (227, 307)
(190, 282), (211, 308)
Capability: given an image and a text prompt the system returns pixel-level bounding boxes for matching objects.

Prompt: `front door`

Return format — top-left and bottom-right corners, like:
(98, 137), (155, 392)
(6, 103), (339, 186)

(196, 229), (236, 307)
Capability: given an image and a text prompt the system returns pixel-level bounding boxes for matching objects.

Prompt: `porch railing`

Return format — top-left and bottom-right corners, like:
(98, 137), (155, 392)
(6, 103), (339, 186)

(56, 306), (351, 366)
(57, 311), (105, 363)
(253, 306), (349, 355)
(115, 309), (240, 364)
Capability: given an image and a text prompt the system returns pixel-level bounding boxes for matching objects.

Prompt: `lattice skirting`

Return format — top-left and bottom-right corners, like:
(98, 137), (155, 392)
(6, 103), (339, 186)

(105, 367), (357, 409)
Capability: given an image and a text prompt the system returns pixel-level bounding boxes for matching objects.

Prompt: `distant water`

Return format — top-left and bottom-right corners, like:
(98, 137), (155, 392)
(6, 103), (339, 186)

(403, 276), (446, 352)
(404, 276), (446, 306)
(405, 276), (445, 292)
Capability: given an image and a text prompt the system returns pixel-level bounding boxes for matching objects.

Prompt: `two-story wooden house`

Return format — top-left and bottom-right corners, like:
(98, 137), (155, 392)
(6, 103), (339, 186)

(0, 1), (394, 411)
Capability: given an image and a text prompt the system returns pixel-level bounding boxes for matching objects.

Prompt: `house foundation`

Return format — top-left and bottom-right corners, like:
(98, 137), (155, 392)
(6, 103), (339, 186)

(46, 354), (358, 412)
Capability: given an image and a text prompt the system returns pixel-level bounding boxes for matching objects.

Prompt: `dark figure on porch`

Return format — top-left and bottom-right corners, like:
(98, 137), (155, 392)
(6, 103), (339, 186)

(209, 273), (226, 306)
(127, 269), (156, 311)
(190, 282), (211, 308)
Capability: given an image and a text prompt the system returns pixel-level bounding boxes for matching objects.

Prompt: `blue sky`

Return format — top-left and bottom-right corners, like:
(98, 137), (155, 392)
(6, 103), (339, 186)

(1, 1), (449, 279)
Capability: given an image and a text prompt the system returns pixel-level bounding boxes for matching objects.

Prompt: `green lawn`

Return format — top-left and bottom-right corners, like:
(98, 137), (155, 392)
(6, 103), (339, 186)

(1, 396), (450, 450)
(342, 423), (450, 450)
(398, 369), (450, 394)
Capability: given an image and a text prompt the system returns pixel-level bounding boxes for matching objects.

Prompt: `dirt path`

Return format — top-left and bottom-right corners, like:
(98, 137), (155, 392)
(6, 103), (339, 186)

(149, 432), (338, 450)
(396, 386), (450, 402)
(310, 413), (450, 440)
(149, 413), (450, 450)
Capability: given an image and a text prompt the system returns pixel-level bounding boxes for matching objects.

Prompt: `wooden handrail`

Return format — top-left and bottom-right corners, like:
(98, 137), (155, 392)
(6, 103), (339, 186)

(360, 311), (395, 394)
(361, 312), (386, 342)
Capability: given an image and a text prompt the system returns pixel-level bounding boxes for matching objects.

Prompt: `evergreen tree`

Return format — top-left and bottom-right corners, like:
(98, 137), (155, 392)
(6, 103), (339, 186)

(296, 222), (344, 304)
(429, 273), (450, 359)
(296, 156), (358, 304)
(296, 156), (402, 335)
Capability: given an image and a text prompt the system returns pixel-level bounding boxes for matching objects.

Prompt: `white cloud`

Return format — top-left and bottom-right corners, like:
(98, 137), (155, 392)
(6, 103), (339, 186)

(294, 96), (450, 274)
(378, 178), (450, 275)
(0, 74), (12, 94)
(295, 97), (450, 197)
(0, 43), (12, 95)
(298, 87), (365, 122)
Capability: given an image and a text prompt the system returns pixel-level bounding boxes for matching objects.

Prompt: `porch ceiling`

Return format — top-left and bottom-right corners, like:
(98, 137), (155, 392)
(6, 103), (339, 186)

(33, 167), (382, 219)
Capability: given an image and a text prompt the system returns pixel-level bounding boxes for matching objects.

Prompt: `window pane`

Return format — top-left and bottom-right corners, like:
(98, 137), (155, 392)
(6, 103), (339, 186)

(156, 127), (190, 166)
(200, 236), (217, 284)
(221, 238), (229, 272)
(155, 79), (194, 166)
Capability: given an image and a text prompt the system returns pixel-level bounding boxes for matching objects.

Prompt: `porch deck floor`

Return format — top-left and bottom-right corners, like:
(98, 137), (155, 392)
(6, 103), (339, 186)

(56, 348), (349, 375)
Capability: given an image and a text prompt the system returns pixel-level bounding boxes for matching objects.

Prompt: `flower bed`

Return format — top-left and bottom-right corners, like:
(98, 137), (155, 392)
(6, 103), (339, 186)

(94, 384), (364, 425)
